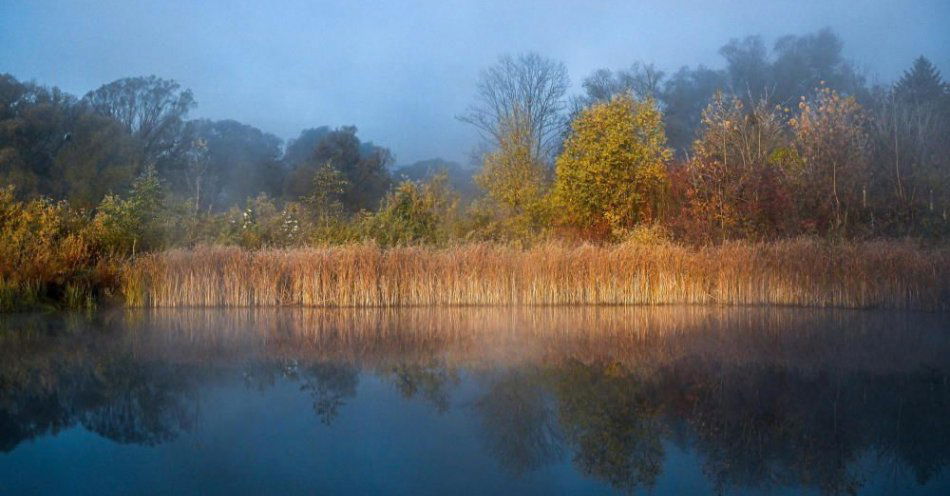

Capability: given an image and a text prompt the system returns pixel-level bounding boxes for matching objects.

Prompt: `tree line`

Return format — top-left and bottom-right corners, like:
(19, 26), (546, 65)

(1, 27), (948, 257)
(0, 74), (393, 212)
(466, 30), (949, 242)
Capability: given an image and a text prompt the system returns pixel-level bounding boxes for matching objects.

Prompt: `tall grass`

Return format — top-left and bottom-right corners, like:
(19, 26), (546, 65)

(122, 238), (950, 310)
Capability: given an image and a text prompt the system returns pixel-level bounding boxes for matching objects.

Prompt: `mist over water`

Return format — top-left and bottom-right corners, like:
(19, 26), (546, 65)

(1, 307), (947, 495)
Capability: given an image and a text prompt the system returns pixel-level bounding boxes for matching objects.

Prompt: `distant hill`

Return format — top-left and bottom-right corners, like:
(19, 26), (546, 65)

(391, 158), (480, 202)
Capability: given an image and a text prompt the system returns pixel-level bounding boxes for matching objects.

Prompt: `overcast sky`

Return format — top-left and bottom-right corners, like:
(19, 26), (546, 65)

(2, 0), (948, 164)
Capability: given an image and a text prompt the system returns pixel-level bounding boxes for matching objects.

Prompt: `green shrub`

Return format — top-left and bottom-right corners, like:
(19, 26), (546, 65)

(361, 173), (458, 247)
(91, 166), (167, 255)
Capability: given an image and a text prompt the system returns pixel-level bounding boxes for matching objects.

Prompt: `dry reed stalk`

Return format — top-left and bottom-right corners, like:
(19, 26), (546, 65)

(122, 239), (950, 310)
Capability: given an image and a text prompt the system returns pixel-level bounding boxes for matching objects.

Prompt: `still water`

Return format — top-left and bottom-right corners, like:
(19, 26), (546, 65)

(0, 307), (947, 495)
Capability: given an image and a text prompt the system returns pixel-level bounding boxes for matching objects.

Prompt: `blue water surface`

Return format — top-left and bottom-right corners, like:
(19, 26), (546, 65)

(0, 307), (947, 495)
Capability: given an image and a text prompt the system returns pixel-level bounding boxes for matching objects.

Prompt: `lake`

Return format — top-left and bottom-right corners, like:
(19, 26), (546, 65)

(0, 307), (948, 495)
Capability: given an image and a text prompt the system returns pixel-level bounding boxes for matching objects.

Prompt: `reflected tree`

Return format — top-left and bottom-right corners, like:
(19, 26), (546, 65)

(300, 362), (359, 425)
(79, 358), (197, 445)
(473, 369), (563, 475)
(549, 361), (664, 492)
(385, 360), (458, 414)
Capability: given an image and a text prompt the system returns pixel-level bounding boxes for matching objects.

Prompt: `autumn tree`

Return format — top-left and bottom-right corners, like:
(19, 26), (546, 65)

(553, 94), (670, 238)
(675, 92), (795, 241)
(790, 86), (870, 234)
(473, 109), (550, 238)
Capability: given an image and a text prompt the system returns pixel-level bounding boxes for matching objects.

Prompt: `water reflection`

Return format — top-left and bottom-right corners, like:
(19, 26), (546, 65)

(0, 307), (947, 494)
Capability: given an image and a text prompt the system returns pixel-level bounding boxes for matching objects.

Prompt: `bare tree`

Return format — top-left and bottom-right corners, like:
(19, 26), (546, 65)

(459, 53), (569, 162)
(580, 63), (665, 104)
(83, 76), (195, 162)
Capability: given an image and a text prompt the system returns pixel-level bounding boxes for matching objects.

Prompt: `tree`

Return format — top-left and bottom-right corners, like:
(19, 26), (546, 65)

(868, 58), (950, 234)
(0, 75), (146, 207)
(662, 66), (726, 155)
(83, 76), (195, 164)
(51, 112), (143, 208)
(474, 109), (550, 238)
(183, 119), (284, 210)
(183, 137), (210, 213)
(790, 86), (870, 234)
(719, 35), (771, 101)
(675, 93), (795, 241)
(717, 29), (865, 107)
(282, 126), (333, 169)
(894, 56), (947, 105)
(459, 53), (569, 162)
(771, 28), (866, 105)
(577, 63), (665, 106)
(93, 166), (167, 255)
(553, 94), (671, 237)
(307, 162), (347, 218)
(0, 76), (76, 198)
(284, 126), (392, 213)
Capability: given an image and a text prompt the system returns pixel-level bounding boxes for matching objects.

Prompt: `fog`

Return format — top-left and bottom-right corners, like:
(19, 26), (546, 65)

(2, 0), (947, 164)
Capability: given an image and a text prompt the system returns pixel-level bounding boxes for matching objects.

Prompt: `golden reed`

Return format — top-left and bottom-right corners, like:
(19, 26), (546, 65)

(121, 239), (949, 310)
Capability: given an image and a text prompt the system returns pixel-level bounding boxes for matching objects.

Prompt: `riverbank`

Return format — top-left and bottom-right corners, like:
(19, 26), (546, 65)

(120, 239), (949, 310)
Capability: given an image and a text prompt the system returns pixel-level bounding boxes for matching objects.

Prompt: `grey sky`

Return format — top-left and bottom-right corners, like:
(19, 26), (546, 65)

(1, 0), (948, 164)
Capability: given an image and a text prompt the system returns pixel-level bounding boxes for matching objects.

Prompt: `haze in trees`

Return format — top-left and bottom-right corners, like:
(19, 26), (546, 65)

(1, 27), (947, 254)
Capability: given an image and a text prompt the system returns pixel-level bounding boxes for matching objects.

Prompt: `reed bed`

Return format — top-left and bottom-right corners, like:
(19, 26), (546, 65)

(121, 239), (950, 310)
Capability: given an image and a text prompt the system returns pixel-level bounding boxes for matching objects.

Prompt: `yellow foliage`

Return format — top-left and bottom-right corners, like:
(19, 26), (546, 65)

(0, 185), (116, 310)
(474, 108), (551, 240)
(554, 94), (671, 237)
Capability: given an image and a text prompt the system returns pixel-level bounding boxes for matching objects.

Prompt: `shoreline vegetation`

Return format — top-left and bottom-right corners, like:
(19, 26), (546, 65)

(122, 240), (949, 310)
(3, 31), (949, 313)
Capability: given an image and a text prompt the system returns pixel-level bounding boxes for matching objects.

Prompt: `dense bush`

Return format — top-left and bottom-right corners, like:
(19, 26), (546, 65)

(670, 94), (797, 242)
(91, 167), (168, 255)
(0, 186), (114, 310)
(361, 173), (458, 247)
